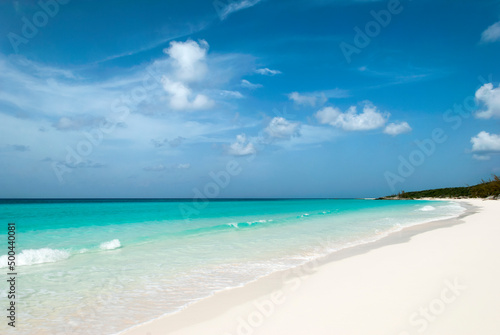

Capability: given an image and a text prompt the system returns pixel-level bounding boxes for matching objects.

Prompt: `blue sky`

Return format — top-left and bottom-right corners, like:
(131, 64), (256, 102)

(0, 0), (499, 198)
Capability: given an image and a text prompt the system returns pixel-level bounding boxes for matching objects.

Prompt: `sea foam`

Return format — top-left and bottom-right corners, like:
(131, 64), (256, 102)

(100, 239), (121, 250)
(0, 248), (70, 268)
(420, 205), (436, 211)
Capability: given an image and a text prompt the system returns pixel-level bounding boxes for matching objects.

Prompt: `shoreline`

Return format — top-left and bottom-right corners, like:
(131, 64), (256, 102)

(119, 199), (500, 335)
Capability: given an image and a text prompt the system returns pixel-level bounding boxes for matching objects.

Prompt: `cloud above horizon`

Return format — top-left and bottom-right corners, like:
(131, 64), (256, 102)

(215, 0), (264, 20)
(383, 121), (412, 136)
(288, 92), (325, 107)
(227, 133), (256, 156)
(161, 40), (215, 110)
(241, 79), (262, 89)
(480, 21), (500, 43)
(162, 78), (214, 110)
(475, 83), (500, 119)
(255, 68), (282, 76)
(264, 117), (301, 139)
(315, 103), (388, 131)
(164, 39), (209, 82)
(471, 131), (500, 153)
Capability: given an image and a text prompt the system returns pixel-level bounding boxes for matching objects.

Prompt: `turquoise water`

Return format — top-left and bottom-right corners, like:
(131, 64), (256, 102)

(0, 199), (464, 334)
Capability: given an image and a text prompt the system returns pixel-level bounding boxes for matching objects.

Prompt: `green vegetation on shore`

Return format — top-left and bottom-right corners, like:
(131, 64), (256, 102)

(380, 175), (500, 199)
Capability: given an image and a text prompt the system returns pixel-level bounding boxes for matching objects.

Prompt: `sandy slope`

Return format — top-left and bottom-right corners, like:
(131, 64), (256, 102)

(120, 199), (500, 335)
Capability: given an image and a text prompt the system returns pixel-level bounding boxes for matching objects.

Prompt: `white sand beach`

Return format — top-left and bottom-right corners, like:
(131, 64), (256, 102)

(120, 199), (500, 335)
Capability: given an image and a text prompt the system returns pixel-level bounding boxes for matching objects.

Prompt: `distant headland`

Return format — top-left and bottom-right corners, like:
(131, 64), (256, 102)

(379, 175), (500, 200)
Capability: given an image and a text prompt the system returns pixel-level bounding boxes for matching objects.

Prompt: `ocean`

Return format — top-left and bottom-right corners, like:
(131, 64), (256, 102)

(0, 198), (465, 334)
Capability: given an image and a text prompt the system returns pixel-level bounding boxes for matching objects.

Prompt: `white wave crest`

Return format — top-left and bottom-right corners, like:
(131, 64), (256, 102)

(99, 239), (121, 250)
(0, 248), (70, 268)
(420, 205), (436, 211)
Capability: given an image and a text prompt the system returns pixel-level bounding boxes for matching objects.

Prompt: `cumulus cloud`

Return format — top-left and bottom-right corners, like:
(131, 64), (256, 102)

(480, 21), (500, 43)
(475, 83), (500, 119)
(228, 134), (256, 156)
(255, 68), (282, 76)
(316, 103), (388, 131)
(288, 92), (323, 107)
(161, 40), (217, 110)
(164, 39), (209, 82)
(471, 131), (500, 153)
(162, 78), (214, 110)
(215, 0), (264, 20)
(383, 121), (412, 136)
(176, 163), (191, 169)
(241, 79), (262, 89)
(265, 117), (301, 139)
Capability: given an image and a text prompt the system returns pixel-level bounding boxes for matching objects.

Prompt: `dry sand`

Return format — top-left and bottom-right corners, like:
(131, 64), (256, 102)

(120, 199), (500, 335)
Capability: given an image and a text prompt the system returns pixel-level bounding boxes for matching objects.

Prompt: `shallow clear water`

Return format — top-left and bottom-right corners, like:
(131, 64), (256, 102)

(0, 199), (464, 334)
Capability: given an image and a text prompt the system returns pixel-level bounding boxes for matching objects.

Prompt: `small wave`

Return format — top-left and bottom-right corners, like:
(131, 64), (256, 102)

(227, 222), (239, 228)
(0, 248), (70, 268)
(247, 219), (268, 225)
(100, 239), (121, 250)
(419, 205), (436, 212)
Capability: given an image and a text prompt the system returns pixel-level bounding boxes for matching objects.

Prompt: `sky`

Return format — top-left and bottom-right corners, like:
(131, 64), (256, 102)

(0, 0), (499, 198)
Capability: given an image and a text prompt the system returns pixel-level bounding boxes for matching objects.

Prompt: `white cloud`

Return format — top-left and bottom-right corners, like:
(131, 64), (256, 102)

(255, 68), (282, 76)
(164, 39), (208, 82)
(241, 79), (262, 89)
(316, 103), (388, 131)
(480, 21), (500, 43)
(472, 154), (491, 161)
(475, 83), (500, 119)
(471, 131), (500, 152)
(215, 0), (264, 20)
(288, 89), (349, 107)
(0, 47), (261, 186)
(162, 78), (214, 110)
(177, 163), (191, 169)
(265, 117), (301, 139)
(383, 121), (412, 136)
(218, 90), (244, 99)
(316, 106), (342, 125)
(228, 134), (256, 156)
(288, 92), (322, 107)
